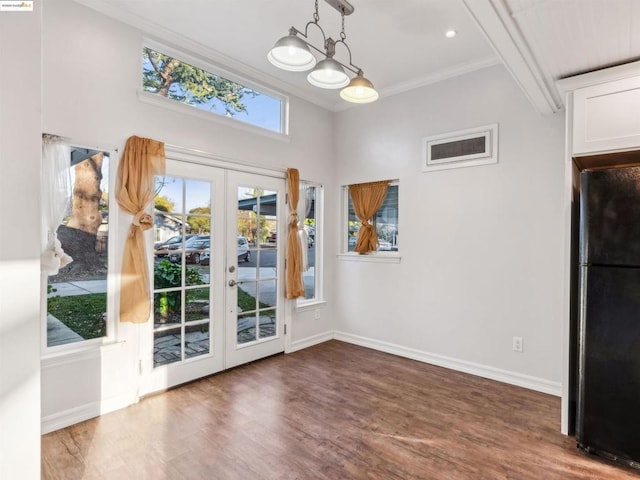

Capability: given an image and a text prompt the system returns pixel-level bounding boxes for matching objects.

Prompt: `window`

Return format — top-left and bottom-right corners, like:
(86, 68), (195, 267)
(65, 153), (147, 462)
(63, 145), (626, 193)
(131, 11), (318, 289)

(46, 147), (113, 348)
(299, 183), (323, 304)
(344, 183), (399, 253)
(142, 45), (286, 134)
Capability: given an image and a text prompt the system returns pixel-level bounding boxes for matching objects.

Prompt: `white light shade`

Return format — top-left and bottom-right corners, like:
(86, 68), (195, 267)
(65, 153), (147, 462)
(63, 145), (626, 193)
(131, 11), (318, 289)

(268, 34), (317, 72)
(340, 74), (379, 103)
(307, 58), (350, 89)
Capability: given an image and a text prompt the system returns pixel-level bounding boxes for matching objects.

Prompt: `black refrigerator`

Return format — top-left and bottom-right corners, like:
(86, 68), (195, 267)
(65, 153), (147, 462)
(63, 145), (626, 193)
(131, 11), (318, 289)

(577, 165), (640, 470)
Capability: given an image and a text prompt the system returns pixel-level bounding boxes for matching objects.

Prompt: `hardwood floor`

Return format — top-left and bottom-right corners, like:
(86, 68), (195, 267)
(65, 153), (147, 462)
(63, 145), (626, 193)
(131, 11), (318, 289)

(42, 340), (639, 479)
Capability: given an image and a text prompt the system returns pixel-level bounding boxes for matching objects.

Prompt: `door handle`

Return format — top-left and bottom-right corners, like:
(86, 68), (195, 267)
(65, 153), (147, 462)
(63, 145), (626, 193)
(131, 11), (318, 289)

(228, 279), (242, 287)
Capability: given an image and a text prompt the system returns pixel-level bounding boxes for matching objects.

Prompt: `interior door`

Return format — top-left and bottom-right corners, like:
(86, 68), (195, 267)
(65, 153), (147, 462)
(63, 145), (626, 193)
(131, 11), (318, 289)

(140, 160), (226, 395)
(225, 170), (286, 368)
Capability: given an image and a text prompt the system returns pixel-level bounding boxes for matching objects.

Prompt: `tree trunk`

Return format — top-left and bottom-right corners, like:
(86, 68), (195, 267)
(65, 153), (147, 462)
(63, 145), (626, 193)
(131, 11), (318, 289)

(67, 152), (103, 234)
(158, 58), (180, 97)
(59, 153), (106, 277)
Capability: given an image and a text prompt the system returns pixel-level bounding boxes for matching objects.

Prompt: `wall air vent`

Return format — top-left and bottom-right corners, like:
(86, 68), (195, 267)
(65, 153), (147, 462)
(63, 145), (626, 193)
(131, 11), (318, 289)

(422, 124), (498, 172)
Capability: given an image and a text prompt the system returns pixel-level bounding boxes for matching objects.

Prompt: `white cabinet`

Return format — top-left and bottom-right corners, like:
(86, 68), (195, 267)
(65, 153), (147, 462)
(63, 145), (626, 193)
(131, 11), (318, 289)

(573, 76), (640, 155)
(558, 61), (640, 156)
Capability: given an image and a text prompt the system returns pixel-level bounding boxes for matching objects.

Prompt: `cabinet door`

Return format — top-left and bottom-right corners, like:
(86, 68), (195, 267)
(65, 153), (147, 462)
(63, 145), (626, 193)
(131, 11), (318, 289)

(573, 76), (640, 155)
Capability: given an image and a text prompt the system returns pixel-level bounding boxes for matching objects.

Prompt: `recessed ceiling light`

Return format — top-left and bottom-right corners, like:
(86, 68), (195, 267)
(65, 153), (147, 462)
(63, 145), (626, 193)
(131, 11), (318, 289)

(445, 30), (457, 38)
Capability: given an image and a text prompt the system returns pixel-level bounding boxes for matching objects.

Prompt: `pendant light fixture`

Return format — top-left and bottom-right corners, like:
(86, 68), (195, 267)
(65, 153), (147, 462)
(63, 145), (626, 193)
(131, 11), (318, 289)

(267, 0), (379, 104)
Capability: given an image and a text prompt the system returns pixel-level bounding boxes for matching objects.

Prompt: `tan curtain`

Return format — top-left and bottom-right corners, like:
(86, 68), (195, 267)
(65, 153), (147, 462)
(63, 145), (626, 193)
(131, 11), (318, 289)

(286, 168), (305, 298)
(116, 136), (166, 323)
(349, 180), (390, 254)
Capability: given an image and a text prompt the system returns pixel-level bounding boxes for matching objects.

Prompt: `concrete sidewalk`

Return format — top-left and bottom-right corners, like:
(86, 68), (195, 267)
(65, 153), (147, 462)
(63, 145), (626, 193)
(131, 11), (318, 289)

(48, 280), (107, 297)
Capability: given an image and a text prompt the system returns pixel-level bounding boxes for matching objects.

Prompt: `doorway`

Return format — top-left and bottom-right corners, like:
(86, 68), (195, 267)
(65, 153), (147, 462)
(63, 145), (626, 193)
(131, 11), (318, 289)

(140, 159), (286, 395)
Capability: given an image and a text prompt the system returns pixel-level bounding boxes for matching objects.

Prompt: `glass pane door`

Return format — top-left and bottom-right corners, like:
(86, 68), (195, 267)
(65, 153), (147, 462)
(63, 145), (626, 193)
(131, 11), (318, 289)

(153, 177), (212, 366)
(225, 171), (285, 369)
(140, 161), (225, 394)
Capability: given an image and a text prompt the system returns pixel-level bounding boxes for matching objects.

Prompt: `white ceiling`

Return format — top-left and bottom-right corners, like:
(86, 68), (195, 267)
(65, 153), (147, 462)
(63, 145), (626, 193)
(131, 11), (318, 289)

(75, 0), (640, 114)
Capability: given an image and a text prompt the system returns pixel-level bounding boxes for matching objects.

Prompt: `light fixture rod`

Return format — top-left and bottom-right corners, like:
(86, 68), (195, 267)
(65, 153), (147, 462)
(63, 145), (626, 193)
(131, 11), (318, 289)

(289, 31), (363, 77)
(324, 0), (354, 16)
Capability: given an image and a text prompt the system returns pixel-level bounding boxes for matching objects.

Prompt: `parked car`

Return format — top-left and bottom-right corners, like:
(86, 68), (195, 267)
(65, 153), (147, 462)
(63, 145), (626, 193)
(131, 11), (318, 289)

(154, 234), (195, 257)
(200, 236), (251, 265)
(168, 235), (210, 264)
(200, 236), (251, 266)
(237, 236), (250, 262)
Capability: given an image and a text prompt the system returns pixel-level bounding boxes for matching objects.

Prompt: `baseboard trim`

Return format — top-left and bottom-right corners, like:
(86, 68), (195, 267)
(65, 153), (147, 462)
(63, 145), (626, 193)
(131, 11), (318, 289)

(42, 332), (561, 433)
(41, 393), (137, 434)
(333, 331), (561, 397)
(290, 331), (334, 352)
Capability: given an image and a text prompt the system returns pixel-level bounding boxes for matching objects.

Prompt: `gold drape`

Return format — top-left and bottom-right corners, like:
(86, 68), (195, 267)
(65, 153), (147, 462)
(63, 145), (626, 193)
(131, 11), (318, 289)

(116, 136), (166, 323)
(349, 180), (390, 254)
(286, 168), (305, 298)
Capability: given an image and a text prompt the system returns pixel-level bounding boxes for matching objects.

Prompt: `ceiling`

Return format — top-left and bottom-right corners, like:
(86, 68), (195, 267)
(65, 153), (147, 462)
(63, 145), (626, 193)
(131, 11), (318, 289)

(75, 0), (640, 115)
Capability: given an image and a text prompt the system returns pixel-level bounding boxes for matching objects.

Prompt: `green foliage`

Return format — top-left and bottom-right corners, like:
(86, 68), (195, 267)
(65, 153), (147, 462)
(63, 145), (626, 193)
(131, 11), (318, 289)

(187, 207), (211, 233)
(154, 260), (204, 317)
(143, 47), (256, 116)
(154, 194), (174, 212)
(48, 293), (107, 340)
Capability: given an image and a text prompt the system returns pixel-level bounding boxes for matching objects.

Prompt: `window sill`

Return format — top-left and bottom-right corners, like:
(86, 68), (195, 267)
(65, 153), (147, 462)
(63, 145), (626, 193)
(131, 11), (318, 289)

(41, 340), (127, 369)
(337, 253), (402, 264)
(295, 300), (327, 312)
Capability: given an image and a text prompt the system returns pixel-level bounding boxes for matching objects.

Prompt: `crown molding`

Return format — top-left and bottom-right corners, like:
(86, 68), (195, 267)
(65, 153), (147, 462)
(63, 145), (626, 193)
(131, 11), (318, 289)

(331, 55), (501, 112)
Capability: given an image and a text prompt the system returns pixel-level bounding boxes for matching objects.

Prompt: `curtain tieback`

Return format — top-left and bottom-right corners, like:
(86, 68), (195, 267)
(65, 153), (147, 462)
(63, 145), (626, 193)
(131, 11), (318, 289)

(289, 212), (298, 228)
(132, 210), (153, 232)
(41, 232), (73, 273)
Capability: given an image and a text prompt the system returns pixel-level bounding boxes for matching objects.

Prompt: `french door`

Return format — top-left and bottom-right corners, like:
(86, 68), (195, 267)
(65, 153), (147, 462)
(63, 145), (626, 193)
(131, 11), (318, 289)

(139, 160), (285, 395)
(225, 171), (286, 368)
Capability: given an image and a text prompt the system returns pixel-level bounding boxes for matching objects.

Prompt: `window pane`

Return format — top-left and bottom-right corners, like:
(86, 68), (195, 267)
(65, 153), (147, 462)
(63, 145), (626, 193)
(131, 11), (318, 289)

(185, 323), (209, 359)
(152, 173), (214, 368)
(154, 290), (182, 329)
(47, 149), (110, 347)
(237, 313), (257, 344)
(347, 184), (398, 253)
(257, 280), (277, 309)
(258, 310), (277, 339)
(155, 176), (184, 214)
(375, 185), (399, 252)
(142, 46), (284, 134)
(185, 288), (209, 323)
(154, 327), (182, 366)
(302, 185), (317, 300)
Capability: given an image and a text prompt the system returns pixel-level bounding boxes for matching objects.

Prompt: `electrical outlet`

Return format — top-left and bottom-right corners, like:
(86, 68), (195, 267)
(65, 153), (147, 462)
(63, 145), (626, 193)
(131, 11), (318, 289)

(513, 336), (523, 353)
(314, 309), (321, 320)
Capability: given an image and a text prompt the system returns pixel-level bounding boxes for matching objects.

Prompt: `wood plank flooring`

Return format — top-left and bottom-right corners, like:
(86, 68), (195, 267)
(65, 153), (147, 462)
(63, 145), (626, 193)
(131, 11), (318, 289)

(42, 340), (640, 479)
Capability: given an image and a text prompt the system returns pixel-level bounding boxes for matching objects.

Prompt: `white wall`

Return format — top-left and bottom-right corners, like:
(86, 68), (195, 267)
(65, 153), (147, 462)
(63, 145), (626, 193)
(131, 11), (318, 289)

(333, 65), (566, 393)
(0, 4), (43, 479)
(41, 0), (336, 430)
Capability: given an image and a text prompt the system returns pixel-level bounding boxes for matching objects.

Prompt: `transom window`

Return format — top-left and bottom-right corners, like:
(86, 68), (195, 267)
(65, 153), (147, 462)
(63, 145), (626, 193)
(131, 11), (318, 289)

(142, 45), (286, 134)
